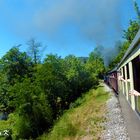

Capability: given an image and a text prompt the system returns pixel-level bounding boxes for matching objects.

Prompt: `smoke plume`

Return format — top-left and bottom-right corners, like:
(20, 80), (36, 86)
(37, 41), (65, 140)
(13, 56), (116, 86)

(34, 0), (122, 43)
(0, 0), (124, 64)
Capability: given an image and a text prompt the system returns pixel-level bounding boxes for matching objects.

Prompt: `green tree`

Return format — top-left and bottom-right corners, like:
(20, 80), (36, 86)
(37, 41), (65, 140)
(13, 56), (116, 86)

(0, 46), (104, 139)
(9, 78), (53, 139)
(27, 38), (46, 64)
(86, 48), (105, 79)
(107, 2), (140, 70)
(108, 41), (130, 70)
(133, 1), (140, 24)
(123, 20), (139, 43)
(0, 47), (33, 112)
(0, 72), (9, 111)
(37, 54), (68, 117)
(64, 55), (93, 94)
(108, 20), (140, 70)
(0, 46), (33, 85)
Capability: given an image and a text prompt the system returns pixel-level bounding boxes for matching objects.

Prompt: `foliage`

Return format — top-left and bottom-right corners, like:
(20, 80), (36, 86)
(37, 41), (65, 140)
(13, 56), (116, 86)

(38, 85), (109, 140)
(0, 47), (33, 112)
(69, 95), (86, 109)
(109, 10), (140, 70)
(108, 19), (139, 70)
(8, 79), (53, 139)
(133, 1), (140, 24)
(123, 20), (139, 43)
(0, 47), (33, 85)
(64, 55), (96, 101)
(27, 38), (46, 64)
(86, 49), (105, 79)
(1, 4), (140, 137)
(0, 45), (105, 139)
(108, 41), (130, 70)
(1, 2), (140, 139)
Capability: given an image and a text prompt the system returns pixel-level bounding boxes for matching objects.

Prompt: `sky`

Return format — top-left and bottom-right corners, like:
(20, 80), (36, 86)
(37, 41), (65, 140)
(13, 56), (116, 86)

(0, 0), (140, 59)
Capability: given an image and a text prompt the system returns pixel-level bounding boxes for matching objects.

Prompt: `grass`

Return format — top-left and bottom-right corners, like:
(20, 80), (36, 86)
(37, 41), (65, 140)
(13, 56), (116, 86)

(37, 83), (109, 140)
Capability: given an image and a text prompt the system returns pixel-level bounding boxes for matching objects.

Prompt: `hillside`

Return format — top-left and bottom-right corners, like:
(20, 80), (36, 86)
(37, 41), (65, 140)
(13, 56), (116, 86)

(38, 83), (109, 140)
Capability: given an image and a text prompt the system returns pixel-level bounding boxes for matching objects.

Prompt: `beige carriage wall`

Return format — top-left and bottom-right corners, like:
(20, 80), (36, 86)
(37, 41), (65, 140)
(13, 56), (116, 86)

(117, 29), (140, 113)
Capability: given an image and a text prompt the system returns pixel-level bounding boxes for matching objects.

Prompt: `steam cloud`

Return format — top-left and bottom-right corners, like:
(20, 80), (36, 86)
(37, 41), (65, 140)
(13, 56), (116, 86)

(34, 0), (122, 44)
(0, 0), (124, 64)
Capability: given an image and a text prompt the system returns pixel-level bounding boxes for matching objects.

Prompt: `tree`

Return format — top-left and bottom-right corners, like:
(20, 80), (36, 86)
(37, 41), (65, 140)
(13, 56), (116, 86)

(0, 46), (33, 85)
(133, 0), (140, 25)
(9, 78), (53, 139)
(27, 38), (45, 64)
(123, 1), (140, 43)
(37, 54), (68, 117)
(0, 47), (33, 112)
(108, 41), (129, 70)
(123, 20), (139, 43)
(86, 48), (105, 79)
(0, 45), (105, 139)
(0, 72), (9, 111)
(64, 55), (97, 99)
(108, 2), (140, 70)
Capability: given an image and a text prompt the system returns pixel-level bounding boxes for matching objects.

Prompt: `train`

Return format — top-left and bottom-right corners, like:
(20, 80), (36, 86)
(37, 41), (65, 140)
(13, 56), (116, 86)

(106, 29), (140, 115)
(105, 67), (118, 94)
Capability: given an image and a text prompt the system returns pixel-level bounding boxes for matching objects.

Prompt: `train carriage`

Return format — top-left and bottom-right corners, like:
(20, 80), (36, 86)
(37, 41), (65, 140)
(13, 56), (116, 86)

(107, 29), (140, 116)
(106, 68), (118, 94)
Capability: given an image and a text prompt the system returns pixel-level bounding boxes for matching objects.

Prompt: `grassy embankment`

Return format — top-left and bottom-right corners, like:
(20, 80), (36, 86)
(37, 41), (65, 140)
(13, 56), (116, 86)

(0, 84), (109, 140)
(38, 84), (109, 140)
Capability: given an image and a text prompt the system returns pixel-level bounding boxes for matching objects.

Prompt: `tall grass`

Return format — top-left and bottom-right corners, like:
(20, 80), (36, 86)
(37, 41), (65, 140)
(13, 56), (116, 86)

(38, 84), (109, 140)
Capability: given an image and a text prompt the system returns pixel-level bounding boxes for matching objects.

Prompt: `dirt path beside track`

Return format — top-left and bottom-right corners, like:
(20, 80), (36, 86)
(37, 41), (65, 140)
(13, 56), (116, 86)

(101, 83), (130, 140)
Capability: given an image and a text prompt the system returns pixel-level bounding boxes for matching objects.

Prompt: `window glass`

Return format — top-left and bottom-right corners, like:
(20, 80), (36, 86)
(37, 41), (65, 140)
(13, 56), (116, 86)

(136, 97), (140, 113)
(123, 67), (125, 79)
(132, 55), (140, 114)
(126, 64), (130, 79)
(123, 82), (126, 96)
(132, 55), (140, 92)
(127, 82), (131, 104)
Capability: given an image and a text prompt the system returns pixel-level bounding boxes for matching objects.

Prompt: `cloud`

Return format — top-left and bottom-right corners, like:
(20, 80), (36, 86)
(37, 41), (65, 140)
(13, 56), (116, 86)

(32, 0), (123, 44)
(31, 0), (123, 64)
(0, 0), (123, 43)
(0, 0), (124, 62)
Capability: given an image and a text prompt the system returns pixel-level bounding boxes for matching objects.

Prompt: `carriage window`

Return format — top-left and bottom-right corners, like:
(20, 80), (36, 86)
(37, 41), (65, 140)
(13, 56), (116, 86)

(127, 82), (131, 104)
(132, 55), (140, 114)
(126, 64), (130, 79)
(136, 97), (140, 113)
(123, 67), (125, 79)
(120, 69), (122, 76)
(132, 55), (140, 92)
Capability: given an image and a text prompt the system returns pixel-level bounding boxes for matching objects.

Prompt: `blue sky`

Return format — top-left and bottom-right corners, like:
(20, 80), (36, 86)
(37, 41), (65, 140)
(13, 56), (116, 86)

(0, 0), (140, 58)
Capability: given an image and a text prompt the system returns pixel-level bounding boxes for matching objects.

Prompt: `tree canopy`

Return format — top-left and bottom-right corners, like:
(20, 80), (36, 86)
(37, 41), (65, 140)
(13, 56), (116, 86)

(0, 46), (104, 139)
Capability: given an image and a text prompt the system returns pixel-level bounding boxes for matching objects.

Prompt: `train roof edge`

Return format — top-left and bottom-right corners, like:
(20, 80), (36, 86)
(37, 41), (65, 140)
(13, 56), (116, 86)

(107, 29), (140, 74)
(117, 29), (140, 69)
(107, 66), (118, 74)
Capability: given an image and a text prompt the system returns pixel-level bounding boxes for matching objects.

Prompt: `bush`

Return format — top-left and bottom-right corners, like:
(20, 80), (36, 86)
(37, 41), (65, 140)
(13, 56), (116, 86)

(69, 96), (85, 109)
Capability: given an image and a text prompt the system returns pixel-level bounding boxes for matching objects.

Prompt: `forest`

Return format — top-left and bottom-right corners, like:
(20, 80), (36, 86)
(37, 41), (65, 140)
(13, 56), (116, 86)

(0, 40), (105, 139)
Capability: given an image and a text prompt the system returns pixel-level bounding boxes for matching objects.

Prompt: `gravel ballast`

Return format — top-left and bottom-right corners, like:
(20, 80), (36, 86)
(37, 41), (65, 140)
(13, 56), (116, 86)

(101, 83), (130, 140)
